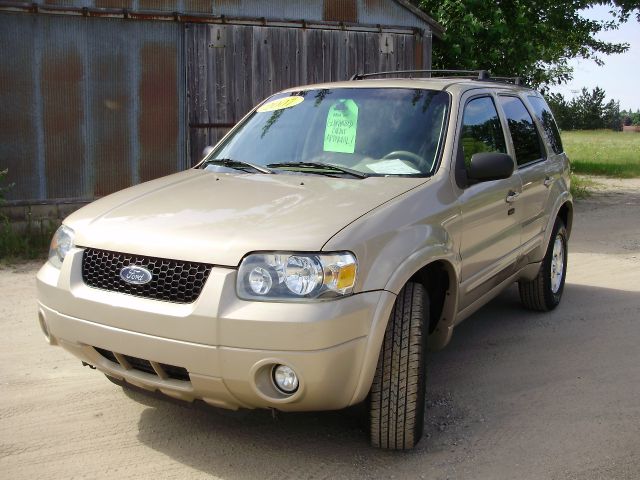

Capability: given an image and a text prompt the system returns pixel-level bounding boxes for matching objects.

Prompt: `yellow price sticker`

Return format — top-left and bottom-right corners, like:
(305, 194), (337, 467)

(256, 95), (304, 113)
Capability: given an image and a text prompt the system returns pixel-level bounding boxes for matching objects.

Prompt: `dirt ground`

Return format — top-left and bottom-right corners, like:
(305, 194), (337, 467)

(1, 178), (639, 480)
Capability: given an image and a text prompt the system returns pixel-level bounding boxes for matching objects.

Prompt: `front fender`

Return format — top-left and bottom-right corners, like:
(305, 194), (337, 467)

(381, 230), (458, 294)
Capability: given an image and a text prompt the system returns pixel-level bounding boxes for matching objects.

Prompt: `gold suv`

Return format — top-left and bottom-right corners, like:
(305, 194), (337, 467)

(37, 70), (572, 450)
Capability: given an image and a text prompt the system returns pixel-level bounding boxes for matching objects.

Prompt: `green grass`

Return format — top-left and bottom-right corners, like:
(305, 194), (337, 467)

(570, 174), (598, 199)
(562, 130), (640, 178)
(0, 218), (56, 262)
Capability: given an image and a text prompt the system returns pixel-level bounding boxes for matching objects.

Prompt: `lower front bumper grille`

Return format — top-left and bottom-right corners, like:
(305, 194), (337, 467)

(94, 347), (190, 381)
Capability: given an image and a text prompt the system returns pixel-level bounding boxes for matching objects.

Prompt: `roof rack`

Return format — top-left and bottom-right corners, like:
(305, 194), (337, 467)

(490, 76), (524, 86)
(349, 69), (523, 86)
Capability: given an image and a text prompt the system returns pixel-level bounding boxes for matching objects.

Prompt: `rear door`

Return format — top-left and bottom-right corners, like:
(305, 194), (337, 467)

(497, 95), (553, 254)
(456, 93), (522, 310)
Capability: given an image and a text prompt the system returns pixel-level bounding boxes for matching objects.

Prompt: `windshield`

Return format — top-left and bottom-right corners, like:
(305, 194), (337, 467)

(202, 88), (450, 177)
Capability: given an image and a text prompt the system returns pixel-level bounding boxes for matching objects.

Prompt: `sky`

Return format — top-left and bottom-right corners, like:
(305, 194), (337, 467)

(552, 5), (640, 111)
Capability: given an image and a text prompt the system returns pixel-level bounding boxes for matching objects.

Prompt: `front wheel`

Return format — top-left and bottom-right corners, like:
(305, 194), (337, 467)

(519, 218), (568, 311)
(369, 282), (429, 450)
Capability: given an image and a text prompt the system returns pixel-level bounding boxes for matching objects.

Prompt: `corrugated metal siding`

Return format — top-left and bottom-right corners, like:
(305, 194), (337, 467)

(323, 0), (358, 23)
(186, 24), (422, 163)
(359, 0), (431, 30)
(0, 13), (185, 203)
(0, 15), (40, 202)
(17, 0), (431, 30)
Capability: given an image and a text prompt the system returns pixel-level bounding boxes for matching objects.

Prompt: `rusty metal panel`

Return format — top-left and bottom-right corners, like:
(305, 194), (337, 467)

(139, 42), (180, 182)
(21, 0), (437, 34)
(323, 0), (358, 23)
(94, 0), (133, 8)
(89, 20), (132, 196)
(0, 15), (40, 202)
(34, 0), (325, 21)
(183, 0), (215, 14)
(185, 24), (421, 165)
(41, 33), (86, 200)
(0, 12), (185, 204)
(207, 0), (327, 21)
(359, 0), (429, 30)
(138, 0), (175, 10)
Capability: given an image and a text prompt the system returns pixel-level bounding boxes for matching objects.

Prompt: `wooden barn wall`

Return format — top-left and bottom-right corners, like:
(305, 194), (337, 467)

(186, 24), (427, 164)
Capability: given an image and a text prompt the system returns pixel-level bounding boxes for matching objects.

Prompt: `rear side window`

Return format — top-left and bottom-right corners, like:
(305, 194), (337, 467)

(460, 96), (507, 169)
(528, 96), (564, 154)
(499, 96), (545, 166)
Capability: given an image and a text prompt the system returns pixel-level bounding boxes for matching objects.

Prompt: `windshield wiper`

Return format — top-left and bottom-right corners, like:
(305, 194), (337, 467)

(267, 162), (368, 179)
(204, 158), (274, 174)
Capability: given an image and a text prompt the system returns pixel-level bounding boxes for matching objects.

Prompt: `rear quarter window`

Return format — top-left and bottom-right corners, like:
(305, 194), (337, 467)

(527, 96), (564, 154)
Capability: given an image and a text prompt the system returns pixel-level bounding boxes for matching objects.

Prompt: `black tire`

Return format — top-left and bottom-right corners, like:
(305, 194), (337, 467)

(519, 218), (568, 311)
(369, 282), (429, 450)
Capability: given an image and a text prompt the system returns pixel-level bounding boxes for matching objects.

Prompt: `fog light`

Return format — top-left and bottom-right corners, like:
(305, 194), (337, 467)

(38, 309), (56, 345)
(272, 364), (299, 393)
(38, 311), (50, 340)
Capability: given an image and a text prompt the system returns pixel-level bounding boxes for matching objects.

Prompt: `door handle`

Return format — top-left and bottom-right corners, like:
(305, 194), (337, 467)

(506, 191), (520, 203)
(544, 176), (554, 187)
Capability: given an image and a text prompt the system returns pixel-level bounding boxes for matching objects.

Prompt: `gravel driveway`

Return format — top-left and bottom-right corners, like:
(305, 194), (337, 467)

(1, 178), (639, 479)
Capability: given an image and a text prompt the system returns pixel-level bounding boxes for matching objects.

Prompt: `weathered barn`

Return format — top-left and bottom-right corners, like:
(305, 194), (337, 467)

(0, 0), (441, 220)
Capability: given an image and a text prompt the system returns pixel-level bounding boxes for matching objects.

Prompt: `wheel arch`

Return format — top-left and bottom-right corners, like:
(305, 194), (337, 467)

(383, 252), (460, 351)
(348, 256), (460, 406)
(557, 200), (573, 238)
(530, 194), (573, 264)
(407, 259), (459, 351)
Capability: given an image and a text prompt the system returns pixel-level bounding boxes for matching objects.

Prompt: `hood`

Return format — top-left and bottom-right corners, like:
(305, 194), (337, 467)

(67, 169), (428, 266)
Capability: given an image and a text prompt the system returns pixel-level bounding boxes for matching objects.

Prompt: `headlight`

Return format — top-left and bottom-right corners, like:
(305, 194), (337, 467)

(237, 252), (357, 301)
(48, 225), (75, 268)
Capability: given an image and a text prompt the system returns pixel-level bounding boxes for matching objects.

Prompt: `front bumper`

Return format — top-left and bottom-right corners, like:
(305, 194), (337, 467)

(36, 250), (396, 411)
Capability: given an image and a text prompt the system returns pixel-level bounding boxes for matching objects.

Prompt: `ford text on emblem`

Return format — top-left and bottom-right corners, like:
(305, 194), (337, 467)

(120, 265), (153, 285)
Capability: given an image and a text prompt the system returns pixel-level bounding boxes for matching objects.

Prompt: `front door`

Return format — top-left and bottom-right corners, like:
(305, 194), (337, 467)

(456, 94), (522, 310)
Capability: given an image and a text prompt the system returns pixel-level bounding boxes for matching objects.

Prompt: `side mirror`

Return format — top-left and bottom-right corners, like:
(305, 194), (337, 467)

(202, 145), (215, 159)
(467, 152), (514, 182)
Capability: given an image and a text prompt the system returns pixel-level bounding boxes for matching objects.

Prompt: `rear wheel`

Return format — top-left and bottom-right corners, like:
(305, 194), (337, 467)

(519, 218), (568, 311)
(369, 282), (429, 450)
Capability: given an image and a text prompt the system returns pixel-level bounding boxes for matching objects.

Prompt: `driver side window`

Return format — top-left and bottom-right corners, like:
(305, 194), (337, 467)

(460, 96), (507, 171)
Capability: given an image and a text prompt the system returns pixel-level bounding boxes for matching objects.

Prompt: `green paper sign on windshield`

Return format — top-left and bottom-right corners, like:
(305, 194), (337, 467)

(324, 99), (359, 153)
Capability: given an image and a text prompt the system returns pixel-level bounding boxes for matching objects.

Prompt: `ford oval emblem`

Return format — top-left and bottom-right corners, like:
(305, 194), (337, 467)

(120, 265), (153, 285)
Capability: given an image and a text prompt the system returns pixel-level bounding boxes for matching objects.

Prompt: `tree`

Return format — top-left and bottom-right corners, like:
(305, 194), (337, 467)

(546, 88), (629, 131)
(603, 99), (622, 131)
(418, 0), (639, 86)
(621, 109), (640, 126)
(573, 87), (607, 129)
(546, 93), (575, 130)
(605, 0), (640, 21)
